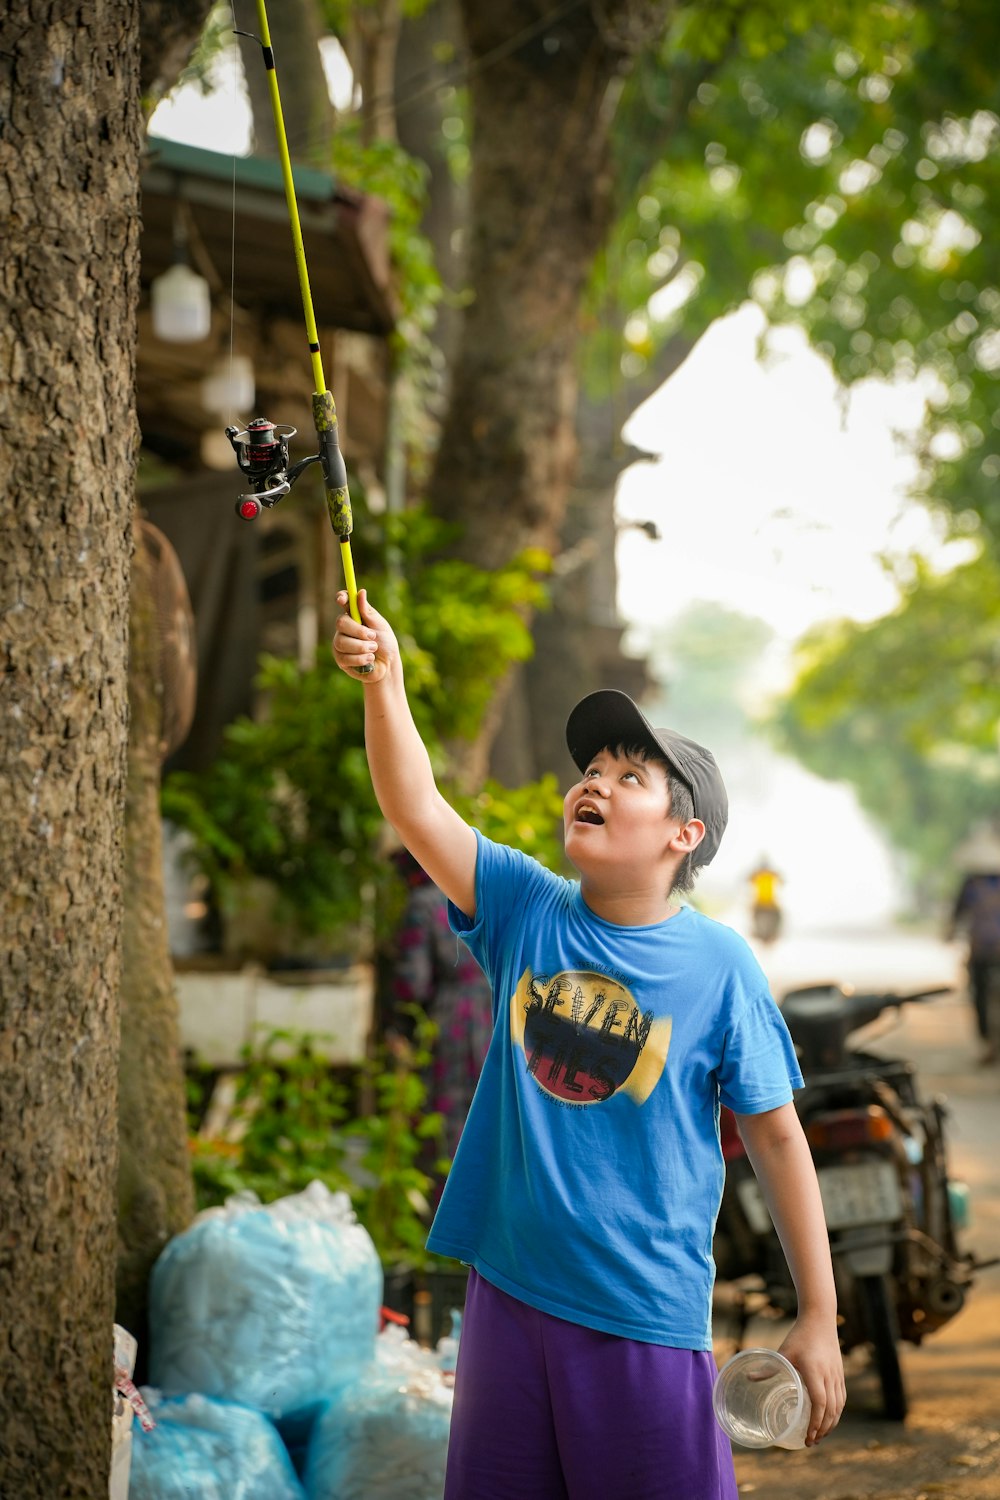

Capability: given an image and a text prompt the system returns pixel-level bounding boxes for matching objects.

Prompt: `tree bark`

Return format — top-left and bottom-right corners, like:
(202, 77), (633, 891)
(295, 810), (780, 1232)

(0, 4), (142, 1492)
(429, 1), (667, 570)
(345, 0), (402, 146)
(495, 328), (697, 783)
(115, 522), (196, 1380)
(395, 0), (467, 373)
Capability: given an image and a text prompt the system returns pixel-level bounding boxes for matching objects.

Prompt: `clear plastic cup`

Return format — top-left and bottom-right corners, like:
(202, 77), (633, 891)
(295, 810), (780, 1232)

(712, 1348), (811, 1449)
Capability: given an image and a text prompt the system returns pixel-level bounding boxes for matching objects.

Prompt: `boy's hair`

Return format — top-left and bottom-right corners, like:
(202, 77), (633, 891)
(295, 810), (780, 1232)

(610, 741), (699, 896)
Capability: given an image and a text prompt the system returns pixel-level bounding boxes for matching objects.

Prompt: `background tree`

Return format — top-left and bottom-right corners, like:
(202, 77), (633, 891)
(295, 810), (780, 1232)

(1, 4), (210, 1491)
(643, 602), (775, 751)
(523, 0), (1000, 795)
(211, 0), (999, 859)
(771, 548), (1000, 905)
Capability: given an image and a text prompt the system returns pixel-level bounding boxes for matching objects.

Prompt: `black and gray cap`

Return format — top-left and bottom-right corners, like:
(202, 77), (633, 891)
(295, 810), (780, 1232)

(565, 689), (729, 866)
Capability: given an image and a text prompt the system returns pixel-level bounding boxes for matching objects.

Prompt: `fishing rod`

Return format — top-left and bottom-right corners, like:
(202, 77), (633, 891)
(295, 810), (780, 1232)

(227, 0), (372, 672)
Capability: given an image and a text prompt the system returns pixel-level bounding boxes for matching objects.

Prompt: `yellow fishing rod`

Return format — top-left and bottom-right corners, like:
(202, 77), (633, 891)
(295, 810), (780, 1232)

(226, 0), (371, 671)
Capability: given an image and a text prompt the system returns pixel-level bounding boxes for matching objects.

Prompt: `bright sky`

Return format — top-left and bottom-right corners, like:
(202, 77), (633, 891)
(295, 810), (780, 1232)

(148, 35), (353, 153)
(152, 54), (964, 931)
(614, 307), (973, 928)
(615, 304), (966, 655)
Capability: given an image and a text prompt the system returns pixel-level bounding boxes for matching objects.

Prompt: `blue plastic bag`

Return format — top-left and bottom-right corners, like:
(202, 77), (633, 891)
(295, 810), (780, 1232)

(305, 1327), (453, 1500)
(128, 1391), (305, 1500)
(149, 1183), (381, 1419)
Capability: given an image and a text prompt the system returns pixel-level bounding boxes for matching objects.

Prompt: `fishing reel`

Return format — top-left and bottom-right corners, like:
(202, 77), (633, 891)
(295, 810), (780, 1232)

(226, 418), (323, 521)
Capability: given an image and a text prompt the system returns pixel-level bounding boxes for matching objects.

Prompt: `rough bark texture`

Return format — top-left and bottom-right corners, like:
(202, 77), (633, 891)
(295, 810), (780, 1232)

(116, 522), (196, 1380)
(0, 4), (142, 1493)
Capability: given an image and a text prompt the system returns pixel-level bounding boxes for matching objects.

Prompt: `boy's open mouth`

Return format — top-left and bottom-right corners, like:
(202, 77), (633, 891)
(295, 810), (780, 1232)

(575, 802), (605, 826)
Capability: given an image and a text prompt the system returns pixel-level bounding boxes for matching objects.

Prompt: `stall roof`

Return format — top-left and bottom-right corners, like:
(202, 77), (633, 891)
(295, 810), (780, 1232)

(141, 136), (396, 336)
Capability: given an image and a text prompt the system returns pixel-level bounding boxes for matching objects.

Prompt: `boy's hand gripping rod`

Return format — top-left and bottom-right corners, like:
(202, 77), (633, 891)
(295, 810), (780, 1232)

(226, 0), (372, 672)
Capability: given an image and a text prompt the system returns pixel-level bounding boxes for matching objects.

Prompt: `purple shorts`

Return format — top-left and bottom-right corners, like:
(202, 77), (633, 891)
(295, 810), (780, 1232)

(444, 1270), (739, 1500)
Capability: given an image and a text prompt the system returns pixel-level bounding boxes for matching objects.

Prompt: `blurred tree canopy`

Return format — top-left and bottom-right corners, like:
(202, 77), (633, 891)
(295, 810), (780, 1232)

(603, 0), (1000, 548)
(171, 0), (1000, 871)
(771, 548), (1000, 900)
(590, 0), (999, 897)
(642, 602), (774, 750)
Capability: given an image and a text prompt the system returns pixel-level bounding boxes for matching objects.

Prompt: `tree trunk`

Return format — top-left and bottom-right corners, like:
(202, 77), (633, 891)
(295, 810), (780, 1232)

(0, 4), (142, 1493)
(115, 522), (196, 1380)
(494, 330), (697, 784)
(141, 0), (217, 106)
(395, 0), (467, 373)
(346, 0), (402, 146)
(429, 2), (654, 570)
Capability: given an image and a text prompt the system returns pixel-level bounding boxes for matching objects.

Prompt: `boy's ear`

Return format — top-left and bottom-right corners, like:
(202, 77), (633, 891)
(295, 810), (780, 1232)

(669, 818), (705, 857)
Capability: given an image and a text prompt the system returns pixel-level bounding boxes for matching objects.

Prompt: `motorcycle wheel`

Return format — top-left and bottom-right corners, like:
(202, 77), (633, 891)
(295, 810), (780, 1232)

(859, 1273), (907, 1421)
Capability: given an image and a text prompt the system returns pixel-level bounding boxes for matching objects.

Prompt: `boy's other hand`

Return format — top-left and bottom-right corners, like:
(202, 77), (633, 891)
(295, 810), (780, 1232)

(333, 589), (395, 684)
(778, 1316), (846, 1446)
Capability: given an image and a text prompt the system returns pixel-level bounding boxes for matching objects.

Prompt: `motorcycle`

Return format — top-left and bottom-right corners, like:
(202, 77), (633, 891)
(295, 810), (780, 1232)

(714, 982), (997, 1421)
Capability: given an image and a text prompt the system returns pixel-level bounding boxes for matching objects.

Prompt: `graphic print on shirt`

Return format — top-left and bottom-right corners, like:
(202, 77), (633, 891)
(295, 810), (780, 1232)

(509, 968), (671, 1106)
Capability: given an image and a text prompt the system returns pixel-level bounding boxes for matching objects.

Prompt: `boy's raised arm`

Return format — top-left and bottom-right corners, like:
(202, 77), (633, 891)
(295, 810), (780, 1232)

(333, 589), (478, 919)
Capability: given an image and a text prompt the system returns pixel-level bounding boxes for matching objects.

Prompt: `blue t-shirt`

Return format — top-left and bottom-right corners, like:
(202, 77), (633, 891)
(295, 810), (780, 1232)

(426, 831), (803, 1351)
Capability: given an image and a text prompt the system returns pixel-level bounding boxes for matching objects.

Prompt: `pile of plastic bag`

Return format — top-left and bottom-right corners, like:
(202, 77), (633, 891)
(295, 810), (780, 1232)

(149, 1181), (382, 1419)
(131, 1181), (456, 1498)
(128, 1391), (305, 1500)
(305, 1326), (454, 1500)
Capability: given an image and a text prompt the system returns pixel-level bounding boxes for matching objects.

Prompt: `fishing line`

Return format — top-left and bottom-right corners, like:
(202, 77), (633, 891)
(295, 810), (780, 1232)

(223, 0), (371, 665)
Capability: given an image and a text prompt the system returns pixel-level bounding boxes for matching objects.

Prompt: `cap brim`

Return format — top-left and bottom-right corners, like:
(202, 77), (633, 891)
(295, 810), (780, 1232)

(566, 690), (679, 779)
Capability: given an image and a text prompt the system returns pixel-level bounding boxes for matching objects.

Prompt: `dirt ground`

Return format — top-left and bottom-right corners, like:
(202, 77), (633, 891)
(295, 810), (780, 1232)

(724, 1288), (1000, 1500)
(720, 938), (1000, 1500)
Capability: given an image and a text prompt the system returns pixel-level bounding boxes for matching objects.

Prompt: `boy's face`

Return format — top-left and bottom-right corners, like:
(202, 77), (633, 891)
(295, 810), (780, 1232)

(563, 747), (692, 882)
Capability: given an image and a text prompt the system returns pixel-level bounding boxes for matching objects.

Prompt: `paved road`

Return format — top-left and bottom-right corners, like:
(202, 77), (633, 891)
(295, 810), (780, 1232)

(717, 926), (1000, 1500)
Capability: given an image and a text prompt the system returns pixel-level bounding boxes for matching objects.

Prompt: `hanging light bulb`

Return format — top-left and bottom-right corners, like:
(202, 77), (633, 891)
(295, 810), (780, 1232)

(150, 209), (211, 342)
(201, 354), (255, 416)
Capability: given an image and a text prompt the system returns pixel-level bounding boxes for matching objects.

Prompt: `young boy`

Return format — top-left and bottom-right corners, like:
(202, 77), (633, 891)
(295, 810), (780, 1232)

(334, 589), (846, 1500)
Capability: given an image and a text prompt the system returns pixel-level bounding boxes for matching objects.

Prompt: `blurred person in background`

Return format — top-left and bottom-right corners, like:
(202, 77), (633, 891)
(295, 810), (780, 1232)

(748, 855), (783, 944)
(947, 823), (1000, 1065)
(387, 850), (494, 1171)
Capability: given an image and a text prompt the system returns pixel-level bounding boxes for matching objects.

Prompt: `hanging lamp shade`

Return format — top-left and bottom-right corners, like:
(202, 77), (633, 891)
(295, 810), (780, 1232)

(201, 354), (255, 416)
(151, 263), (211, 343)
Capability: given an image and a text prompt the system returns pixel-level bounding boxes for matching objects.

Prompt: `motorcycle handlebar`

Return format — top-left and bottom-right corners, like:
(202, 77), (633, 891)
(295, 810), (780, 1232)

(779, 983), (956, 1065)
(782, 983), (954, 1009)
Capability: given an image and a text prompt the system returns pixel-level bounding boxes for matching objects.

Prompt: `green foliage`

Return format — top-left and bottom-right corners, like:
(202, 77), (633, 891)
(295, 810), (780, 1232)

(162, 509), (557, 946)
(454, 776), (567, 873)
(330, 124), (441, 339)
(385, 510), (550, 743)
(771, 547), (1000, 898)
(160, 2), (234, 98)
(594, 0), (1000, 543)
(320, 0), (434, 31)
(188, 1019), (447, 1267)
(345, 1012), (447, 1266)
(162, 654), (382, 942)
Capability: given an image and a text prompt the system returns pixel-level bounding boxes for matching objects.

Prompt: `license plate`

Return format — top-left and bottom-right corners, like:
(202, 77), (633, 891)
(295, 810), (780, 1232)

(817, 1160), (903, 1229)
